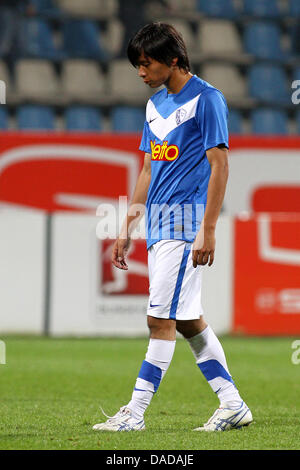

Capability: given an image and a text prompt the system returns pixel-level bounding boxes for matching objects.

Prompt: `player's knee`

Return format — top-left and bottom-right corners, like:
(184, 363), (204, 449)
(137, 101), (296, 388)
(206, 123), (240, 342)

(148, 316), (176, 339)
(176, 318), (207, 339)
(176, 321), (193, 338)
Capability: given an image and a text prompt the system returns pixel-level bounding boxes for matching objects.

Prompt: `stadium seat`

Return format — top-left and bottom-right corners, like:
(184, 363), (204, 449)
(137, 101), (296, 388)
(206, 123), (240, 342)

(0, 60), (11, 98)
(16, 105), (55, 130)
(227, 109), (243, 134)
(289, 0), (300, 16)
(0, 107), (8, 129)
(248, 64), (290, 105)
(243, 0), (281, 18)
(293, 66), (300, 82)
(251, 109), (288, 135)
(164, 0), (197, 18)
(108, 59), (151, 105)
(19, 18), (62, 60)
(61, 59), (106, 104)
(201, 63), (247, 103)
(112, 107), (145, 132)
(157, 19), (195, 52)
(196, 0), (239, 19)
(57, 0), (118, 20)
(196, 20), (243, 57)
(62, 20), (109, 60)
(30, 0), (62, 18)
(65, 106), (102, 131)
(296, 109), (300, 134)
(15, 60), (60, 103)
(244, 21), (287, 61)
(167, 0), (196, 11)
(101, 19), (124, 58)
(290, 23), (300, 57)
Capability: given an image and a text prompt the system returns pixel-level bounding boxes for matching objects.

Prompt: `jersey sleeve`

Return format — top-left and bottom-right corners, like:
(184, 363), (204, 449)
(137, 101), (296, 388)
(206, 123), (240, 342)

(196, 89), (229, 151)
(139, 120), (151, 154)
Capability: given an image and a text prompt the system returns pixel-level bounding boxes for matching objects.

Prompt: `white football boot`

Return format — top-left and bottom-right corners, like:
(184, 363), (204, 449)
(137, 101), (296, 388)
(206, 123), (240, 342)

(92, 406), (145, 432)
(194, 401), (253, 432)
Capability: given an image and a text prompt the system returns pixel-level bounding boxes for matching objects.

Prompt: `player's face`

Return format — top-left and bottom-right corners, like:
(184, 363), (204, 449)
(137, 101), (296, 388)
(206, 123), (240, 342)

(137, 53), (174, 88)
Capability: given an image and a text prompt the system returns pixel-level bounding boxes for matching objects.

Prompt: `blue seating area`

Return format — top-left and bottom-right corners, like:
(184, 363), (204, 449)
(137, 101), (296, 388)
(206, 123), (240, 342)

(19, 18), (63, 60)
(63, 20), (109, 60)
(228, 109), (243, 135)
(289, 0), (300, 17)
(244, 22), (288, 61)
(243, 0), (282, 18)
(111, 107), (145, 132)
(196, 0), (239, 19)
(17, 105), (55, 130)
(296, 109), (300, 133)
(251, 109), (288, 135)
(0, 107), (8, 129)
(30, 0), (61, 18)
(248, 64), (290, 105)
(0, 0), (298, 134)
(65, 106), (103, 131)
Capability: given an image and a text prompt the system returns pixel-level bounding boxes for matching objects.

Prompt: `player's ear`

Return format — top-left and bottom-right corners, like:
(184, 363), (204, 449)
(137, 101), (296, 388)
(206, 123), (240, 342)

(171, 57), (178, 68)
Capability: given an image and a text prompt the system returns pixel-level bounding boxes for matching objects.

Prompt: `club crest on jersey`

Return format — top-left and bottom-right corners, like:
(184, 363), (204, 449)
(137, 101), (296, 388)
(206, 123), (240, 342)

(150, 140), (179, 161)
(176, 108), (187, 125)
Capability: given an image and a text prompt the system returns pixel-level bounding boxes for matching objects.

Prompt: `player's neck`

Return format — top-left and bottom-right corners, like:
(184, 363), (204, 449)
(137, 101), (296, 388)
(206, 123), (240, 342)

(166, 70), (193, 95)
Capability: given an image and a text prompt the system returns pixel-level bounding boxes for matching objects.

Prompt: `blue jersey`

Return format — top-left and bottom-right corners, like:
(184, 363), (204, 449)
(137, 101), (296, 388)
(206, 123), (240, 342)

(139, 75), (229, 250)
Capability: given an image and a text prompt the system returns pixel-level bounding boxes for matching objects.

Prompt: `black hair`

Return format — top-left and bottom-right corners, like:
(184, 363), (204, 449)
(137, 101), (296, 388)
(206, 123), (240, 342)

(127, 22), (190, 72)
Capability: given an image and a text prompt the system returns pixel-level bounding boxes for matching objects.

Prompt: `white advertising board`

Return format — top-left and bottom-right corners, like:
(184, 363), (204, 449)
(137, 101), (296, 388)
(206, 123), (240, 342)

(0, 207), (46, 333)
(49, 213), (232, 336)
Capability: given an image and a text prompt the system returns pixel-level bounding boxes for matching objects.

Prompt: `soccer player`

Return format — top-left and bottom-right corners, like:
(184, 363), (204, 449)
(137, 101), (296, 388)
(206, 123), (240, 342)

(93, 23), (253, 432)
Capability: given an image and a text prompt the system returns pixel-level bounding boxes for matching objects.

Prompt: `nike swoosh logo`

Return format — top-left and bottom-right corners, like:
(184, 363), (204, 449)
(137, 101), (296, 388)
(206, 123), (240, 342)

(150, 302), (161, 308)
(149, 117), (158, 123)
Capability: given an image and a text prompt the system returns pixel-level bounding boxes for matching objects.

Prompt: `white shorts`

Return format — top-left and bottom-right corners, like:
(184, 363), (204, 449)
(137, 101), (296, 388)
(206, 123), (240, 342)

(147, 239), (204, 320)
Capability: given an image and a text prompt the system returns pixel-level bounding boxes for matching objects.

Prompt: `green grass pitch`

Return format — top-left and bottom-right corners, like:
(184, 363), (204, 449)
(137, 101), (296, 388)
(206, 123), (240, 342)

(0, 335), (299, 450)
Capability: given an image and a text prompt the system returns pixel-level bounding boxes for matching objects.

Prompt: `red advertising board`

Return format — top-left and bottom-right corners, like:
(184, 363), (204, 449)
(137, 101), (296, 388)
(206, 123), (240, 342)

(1, 133), (300, 335)
(0, 133), (143, 212)
(233, 214), (300, 335)
(100, 239), (148, 295)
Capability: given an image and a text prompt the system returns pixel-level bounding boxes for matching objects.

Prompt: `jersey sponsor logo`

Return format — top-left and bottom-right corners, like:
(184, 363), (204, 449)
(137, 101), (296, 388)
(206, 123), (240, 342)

(150, 140), (179, 162)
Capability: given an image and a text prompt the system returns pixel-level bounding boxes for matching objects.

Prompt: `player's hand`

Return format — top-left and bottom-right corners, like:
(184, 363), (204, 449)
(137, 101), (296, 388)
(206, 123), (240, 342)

(111, 237), (131, 270)
(192, 227), (216, 268)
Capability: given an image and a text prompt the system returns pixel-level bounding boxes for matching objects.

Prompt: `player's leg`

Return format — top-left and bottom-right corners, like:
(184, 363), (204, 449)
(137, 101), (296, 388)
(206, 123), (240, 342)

(125, 316), (176, 423)
(176, 317), (243, 406)
(176, 318), (253, 431)
(93, 317), (176, 432)
(124, 241), (186, 425)
(174, 244), (252, 431)
(93, 240), (183, 432)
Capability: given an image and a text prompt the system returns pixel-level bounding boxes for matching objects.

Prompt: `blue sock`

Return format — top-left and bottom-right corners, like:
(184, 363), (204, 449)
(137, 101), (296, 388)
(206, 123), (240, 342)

(187, 325), (242, 408)
(127, 338), (176, 419)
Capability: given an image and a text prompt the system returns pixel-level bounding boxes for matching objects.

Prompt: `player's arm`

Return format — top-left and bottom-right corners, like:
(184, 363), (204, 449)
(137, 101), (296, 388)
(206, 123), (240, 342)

(192, 145), (229, 267)
(112, 153), (151, 270)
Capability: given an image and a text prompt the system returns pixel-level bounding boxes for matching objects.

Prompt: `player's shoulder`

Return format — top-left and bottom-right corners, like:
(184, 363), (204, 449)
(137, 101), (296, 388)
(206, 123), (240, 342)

(195, 76), (227, 107)
(182, 75), (228, 111)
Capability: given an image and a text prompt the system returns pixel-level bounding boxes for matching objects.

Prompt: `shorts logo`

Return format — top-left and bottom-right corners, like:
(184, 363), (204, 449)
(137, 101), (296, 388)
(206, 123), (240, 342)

(176, 108), (186, 125)
(150, 140), (179, 161)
